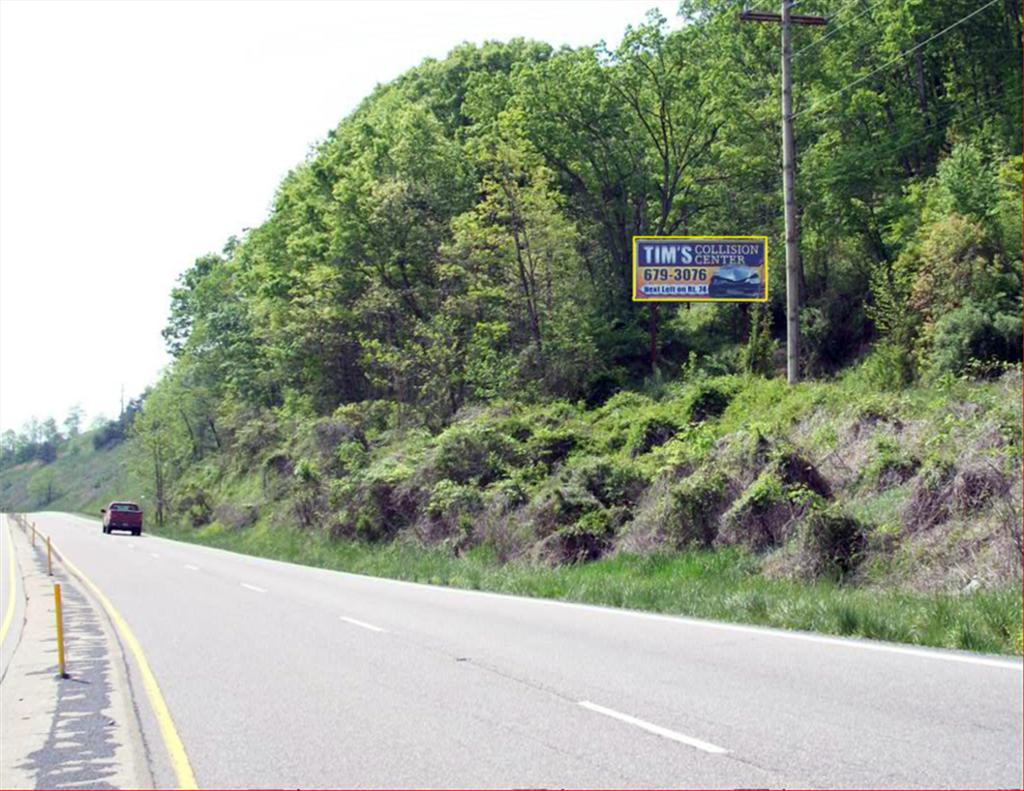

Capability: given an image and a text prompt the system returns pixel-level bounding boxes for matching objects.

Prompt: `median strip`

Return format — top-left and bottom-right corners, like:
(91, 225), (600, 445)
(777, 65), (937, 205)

(578, 700), (728, 754)
(339, 615), (386, 633)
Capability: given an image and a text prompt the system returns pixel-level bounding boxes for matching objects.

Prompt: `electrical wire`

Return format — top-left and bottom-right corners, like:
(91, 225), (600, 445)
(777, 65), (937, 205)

(794, 0), (1003, 119)
(813, 79), (1020, 183)
(793, 0), (888, 60)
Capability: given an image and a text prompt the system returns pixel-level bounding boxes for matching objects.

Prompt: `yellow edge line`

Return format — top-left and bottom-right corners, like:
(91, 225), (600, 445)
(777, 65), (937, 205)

(1, 515), (17, 643)
(49, 539), (198, 789)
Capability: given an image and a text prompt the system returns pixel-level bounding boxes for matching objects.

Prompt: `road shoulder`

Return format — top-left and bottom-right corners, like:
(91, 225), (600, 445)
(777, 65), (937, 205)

(0, 519), (153, 790)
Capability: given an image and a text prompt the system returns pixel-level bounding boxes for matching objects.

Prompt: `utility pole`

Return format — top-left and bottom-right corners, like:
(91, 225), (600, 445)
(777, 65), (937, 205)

(739, 3), (826, 384)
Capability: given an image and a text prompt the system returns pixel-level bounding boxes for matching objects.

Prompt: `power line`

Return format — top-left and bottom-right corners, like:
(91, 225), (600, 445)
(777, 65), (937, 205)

(793, 0), (888, 60)
(794, 0), (1003, 119)
(815, 80), (1020, 183)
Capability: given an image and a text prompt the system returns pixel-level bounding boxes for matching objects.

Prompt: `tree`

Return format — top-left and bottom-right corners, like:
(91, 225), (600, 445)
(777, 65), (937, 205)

(64, 404), (84, 438)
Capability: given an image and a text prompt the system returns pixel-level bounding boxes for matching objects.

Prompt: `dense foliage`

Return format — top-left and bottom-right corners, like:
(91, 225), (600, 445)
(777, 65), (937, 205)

(126, 1), (1019, 548)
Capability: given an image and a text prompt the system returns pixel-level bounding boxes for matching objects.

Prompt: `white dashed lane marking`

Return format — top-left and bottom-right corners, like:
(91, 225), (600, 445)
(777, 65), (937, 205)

(578, 700), (728, 754)
(339, 616), (386, 633)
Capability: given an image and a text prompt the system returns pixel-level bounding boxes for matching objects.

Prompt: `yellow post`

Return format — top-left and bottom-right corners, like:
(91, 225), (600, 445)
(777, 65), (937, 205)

(47, 536), (53, 575)
(54, 584), (67, 678)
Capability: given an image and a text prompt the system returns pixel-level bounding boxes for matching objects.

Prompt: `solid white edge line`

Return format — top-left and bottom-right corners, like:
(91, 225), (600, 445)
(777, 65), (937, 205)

(240, 583), (266, 593)
(47, 512), (1024, 671)
(183, 564), (200, 572)
(578, 701), (728, 754)
(339, 615), (386, 633)
(149, 553), (160, 558)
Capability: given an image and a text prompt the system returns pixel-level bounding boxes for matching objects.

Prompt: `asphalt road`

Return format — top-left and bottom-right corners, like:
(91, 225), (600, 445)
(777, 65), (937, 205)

(12, 511), (1024, 789)
(0, 516), (26, 677)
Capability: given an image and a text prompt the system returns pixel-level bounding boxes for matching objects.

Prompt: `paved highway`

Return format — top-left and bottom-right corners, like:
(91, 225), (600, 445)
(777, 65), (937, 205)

(0, 516), (26, 676)
(9, 511), (1023, 789)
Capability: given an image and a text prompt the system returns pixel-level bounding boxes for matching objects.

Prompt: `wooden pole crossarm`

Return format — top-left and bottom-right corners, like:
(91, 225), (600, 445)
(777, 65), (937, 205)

(739, 10), (828, 26)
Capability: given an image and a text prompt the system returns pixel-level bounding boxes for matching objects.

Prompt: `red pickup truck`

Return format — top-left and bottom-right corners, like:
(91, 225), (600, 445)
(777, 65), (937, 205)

(101, 502), (143, 535)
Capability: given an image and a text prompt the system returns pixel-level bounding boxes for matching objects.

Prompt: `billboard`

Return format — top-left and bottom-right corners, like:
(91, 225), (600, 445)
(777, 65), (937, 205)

(632, 236), (768, 302)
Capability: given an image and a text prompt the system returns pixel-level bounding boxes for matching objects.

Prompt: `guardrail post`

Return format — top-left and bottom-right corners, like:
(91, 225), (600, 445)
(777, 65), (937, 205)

(54, 583), (67, 678)
(47, 536), (53, 576)
(32, 523), (36, 546)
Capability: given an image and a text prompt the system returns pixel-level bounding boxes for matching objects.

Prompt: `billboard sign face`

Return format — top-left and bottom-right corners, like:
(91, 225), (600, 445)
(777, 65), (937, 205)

(632, 236), (768, 302)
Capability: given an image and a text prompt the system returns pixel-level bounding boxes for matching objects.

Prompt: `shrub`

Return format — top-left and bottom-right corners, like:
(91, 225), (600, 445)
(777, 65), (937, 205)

(554, 506), (626, 563)
(432, 423), (521, 485)
(740, 305), (775, 377)
(424, 479), (483, 543)
(335, 458), (421, 542)
(213, 503), (259, 530)
(527, 426), (582, 468)
(860, 343), (915, 391)
(719, 470), (791, 551)
(566, 456), (647, 508)
(719, 450), (830, 551)
(796, 505), (868, 580)
(860, 435), (919, 491)
(628, 415), (678, 457)
(925, 301), (1022, 379)
(801, 294), (868, 375)
(665, 468), (730, 547)
(173, 484), (213, 528)
(336, 441), (369, 476)
(261, 452), (293, 499)
(686, 381), (734, 423)
(901, 459), (955, 532)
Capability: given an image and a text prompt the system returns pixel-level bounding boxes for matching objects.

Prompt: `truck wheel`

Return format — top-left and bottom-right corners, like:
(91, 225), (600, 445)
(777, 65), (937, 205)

(133, 529), (141, 536)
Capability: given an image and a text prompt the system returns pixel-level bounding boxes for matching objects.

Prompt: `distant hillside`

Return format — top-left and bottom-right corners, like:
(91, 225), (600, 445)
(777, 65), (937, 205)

(0, 430), (141, 516)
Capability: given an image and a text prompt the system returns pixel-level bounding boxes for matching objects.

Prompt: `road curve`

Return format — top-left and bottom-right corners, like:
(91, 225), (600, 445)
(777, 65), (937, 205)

(16, 511), (1024, 789)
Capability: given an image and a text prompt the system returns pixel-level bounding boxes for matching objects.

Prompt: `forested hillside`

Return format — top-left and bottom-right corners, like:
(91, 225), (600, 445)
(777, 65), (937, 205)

(14, 0), (1020, 647)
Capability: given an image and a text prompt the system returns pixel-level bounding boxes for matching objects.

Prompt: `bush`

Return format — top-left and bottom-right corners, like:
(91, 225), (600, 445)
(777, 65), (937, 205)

(719, 450), (830, 551)
(432, 423), (521, 485)
(628, 415), (678, 457)
(860, 435), (919, 491)
(335, 458), (421, 542)
(925, 301), (1022, 379)
(686, 381), (734, 423)
(740, 305), (775, 376)
(664, 468), (729, 547)
(173, 484), (213, 528)
(213, 503), (259, 530)
(566, 456), (647, 508)
(801, 294), (868, 375)
(901, 459), (955, 532)
(425, 479), (483, 540)
(261, 452), (293, 499)
(526, 426), (582, 467)
(860, 343), (915, 391)
(554, 506), (626, 563)
(796, 505), (868, 580)
(719, 470), (791, 551)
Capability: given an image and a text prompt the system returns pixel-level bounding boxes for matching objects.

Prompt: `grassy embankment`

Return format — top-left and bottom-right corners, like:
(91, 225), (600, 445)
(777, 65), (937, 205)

(0, 433), (141, 517)
(3, 360), (1021, 654)
(151, 358), (1023, 655)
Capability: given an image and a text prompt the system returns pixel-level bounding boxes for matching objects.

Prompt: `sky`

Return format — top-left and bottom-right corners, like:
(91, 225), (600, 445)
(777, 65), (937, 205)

(0, 0), (681, 435)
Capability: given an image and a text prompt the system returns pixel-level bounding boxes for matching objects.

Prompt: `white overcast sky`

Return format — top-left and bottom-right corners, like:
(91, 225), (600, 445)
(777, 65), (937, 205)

(0, 0), (680, 434)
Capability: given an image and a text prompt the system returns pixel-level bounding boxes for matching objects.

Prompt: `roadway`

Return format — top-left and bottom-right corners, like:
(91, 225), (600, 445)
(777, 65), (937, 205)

(8, 511), (1023, 789)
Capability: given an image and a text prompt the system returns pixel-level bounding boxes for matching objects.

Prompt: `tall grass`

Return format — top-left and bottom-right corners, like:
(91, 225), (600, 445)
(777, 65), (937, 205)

(158, 521), (1023, 656)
